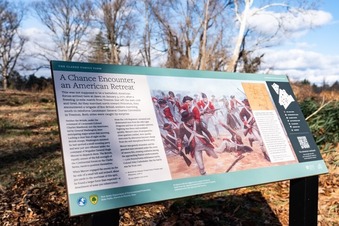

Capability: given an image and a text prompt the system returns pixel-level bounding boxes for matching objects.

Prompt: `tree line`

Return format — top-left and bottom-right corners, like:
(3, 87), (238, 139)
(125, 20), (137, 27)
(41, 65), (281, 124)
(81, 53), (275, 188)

(0, 0), (328, 90)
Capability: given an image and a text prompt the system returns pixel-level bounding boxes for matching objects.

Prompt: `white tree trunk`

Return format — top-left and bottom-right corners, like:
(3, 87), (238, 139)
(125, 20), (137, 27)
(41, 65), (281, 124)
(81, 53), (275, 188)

(199, 0), (210, 70)
(227, 0), (253, 72)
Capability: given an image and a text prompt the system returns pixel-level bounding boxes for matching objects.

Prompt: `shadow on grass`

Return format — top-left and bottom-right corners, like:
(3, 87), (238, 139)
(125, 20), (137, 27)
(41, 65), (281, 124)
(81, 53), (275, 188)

(0, 116), (58, 135)
(0, 142), (61, 172)
(154, 191), (283, 226)
(29, 191), (282, 226)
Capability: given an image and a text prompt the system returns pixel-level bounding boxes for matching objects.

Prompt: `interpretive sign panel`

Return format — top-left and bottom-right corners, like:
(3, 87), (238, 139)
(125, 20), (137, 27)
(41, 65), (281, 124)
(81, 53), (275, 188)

(50, 61), (328, 216)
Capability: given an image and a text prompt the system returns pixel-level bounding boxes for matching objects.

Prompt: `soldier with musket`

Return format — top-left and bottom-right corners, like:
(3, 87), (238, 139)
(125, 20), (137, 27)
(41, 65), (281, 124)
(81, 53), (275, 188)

(197, 92), (220, 137)
(177, 111), (218, 175)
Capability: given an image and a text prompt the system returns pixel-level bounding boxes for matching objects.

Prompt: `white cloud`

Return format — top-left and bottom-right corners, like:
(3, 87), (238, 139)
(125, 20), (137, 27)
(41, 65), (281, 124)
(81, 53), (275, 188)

(294, 42), (316, 49)
(261, 48), (339, 85)
(248, 7), (337, 86)
(248, 8), (332, 40)
(21, 27), (52, 51)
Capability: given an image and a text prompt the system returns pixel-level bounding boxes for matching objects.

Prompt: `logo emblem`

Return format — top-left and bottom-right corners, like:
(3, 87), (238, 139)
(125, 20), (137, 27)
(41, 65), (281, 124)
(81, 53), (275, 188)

(90, 195), (99, 205)
(77, 197), (87, 207)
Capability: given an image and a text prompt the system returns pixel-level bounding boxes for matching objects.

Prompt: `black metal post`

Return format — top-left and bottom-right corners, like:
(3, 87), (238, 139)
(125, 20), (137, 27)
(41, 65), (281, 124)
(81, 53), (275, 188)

(289, 175), (319, 226)
(82, 208), (120, 226)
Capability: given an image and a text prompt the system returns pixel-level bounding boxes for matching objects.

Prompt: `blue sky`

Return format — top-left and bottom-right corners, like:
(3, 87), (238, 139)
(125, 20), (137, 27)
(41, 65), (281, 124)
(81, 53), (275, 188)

(302, 1), (339, 55)
(18, 0), (339, 86)
(259, 1), (339, 85)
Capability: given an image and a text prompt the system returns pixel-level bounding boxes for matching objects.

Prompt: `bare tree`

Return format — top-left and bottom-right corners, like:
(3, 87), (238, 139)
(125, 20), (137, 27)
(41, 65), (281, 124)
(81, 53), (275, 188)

(0, 0), (26, 90)
(226, 0), (319, 73)
(26, 0), (321, 74)
(139, 0), (152, 67)
(149, 0), (232, 70)
(149, 0), (202, 69)
(94, 0), (138, 65)
(147, 0), (190, 69)
(32, 0), (94, 62)
(143, 0), (320, 73)
(196, 0), (232, 70)
(205, 26), (230, 71)
(196, 0), (210, 70)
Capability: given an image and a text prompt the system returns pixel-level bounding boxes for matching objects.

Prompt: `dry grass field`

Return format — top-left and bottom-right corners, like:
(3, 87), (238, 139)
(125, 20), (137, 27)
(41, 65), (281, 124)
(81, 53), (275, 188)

(0, 88), (338, 225)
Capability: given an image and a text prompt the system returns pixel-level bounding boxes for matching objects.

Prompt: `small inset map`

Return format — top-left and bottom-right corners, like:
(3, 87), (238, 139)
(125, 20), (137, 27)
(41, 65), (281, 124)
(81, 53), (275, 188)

(272, 83), (294, 109)
(242, 83), (274, 110)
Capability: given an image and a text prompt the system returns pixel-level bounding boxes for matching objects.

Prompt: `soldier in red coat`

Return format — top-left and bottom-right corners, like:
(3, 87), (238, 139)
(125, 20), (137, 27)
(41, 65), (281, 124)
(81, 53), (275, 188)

(177, 111), (218, 175)
(197, 93), (220, 137)
(181, 95), (201, 123)
(158, 98), (178, 128)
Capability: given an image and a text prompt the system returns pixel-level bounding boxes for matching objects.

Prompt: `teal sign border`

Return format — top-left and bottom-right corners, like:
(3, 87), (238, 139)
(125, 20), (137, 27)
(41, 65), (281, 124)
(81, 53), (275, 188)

(68, 160), (327, 216)
(50, 60), (327, 216)
(51, 60), (289, 82)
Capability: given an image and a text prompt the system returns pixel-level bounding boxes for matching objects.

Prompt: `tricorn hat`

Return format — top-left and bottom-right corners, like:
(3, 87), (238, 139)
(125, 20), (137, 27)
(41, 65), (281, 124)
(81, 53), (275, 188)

(181, 111), (193, 122)
(163, 123), (171, 130)
(158, 99), (167, 105)
(201, 93), (207, 98)
(182, 96), (193, 103)
(242, 99), (250, 106)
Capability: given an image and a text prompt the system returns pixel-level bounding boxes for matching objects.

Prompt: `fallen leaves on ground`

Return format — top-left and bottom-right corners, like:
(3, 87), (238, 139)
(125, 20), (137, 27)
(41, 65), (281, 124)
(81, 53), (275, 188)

(0, 90), (338, 225)
(0, 170), (338, 225)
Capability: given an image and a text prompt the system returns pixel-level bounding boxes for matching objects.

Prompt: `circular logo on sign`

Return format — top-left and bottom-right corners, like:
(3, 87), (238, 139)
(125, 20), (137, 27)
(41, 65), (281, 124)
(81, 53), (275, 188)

(77, 197), (87, 207)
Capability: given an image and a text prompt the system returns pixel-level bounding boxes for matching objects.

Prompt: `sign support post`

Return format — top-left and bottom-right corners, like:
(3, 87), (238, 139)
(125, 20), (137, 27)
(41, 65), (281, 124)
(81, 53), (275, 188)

(84, 176), (321, 226)
(82, 208), (120, 226)
(289, 175), (319, 226)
